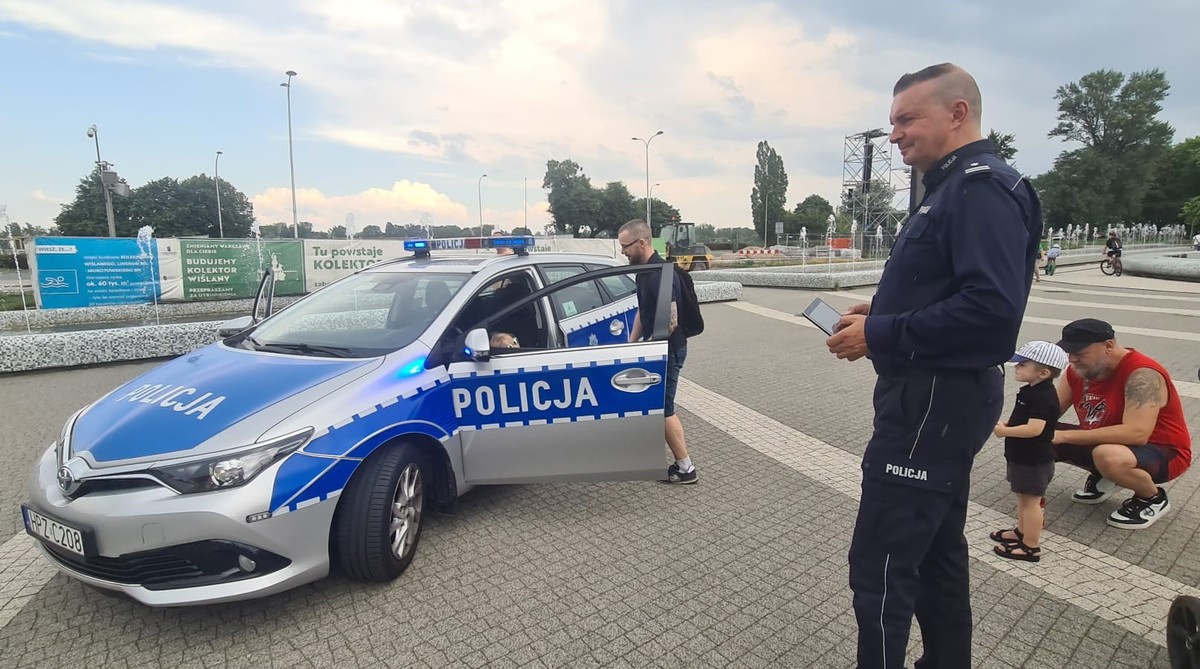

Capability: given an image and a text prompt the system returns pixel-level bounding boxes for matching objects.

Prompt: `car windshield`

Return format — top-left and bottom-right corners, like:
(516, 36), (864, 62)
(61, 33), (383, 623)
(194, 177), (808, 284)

(244, 271), (469, 357)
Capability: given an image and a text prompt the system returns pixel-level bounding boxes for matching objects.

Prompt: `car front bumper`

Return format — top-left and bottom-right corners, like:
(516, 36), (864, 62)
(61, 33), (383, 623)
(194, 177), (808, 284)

(24, 445), (338, 606)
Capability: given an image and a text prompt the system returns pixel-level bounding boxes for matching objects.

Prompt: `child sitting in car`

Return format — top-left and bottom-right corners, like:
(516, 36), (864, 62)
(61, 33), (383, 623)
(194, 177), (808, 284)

(489, 332), (519, 349)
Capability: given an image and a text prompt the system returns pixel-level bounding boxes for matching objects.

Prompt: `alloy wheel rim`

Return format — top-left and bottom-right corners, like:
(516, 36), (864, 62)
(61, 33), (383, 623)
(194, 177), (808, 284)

(389, 464), (423, 559)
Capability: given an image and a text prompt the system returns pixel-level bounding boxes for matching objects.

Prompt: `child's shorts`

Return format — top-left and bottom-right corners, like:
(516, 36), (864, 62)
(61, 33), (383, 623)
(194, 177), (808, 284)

(1007, 461), (1055, 496)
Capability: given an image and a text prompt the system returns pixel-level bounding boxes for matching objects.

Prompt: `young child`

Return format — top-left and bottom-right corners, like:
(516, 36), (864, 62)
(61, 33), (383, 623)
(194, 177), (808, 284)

(990, 340), (1069, 562)
(489, 332), (519, 349)
(1045, 243), (1061, 275)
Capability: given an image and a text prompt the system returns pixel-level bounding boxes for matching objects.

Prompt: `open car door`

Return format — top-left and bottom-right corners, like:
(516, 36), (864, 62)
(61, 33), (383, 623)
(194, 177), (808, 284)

(435, 263), (675, 484)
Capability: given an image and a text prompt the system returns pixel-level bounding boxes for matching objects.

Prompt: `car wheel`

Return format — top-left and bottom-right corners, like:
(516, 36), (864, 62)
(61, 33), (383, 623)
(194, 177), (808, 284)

(692, 261), (708, 272)
(1168, 595), (1200, 669)
(334, 442), (428, 582)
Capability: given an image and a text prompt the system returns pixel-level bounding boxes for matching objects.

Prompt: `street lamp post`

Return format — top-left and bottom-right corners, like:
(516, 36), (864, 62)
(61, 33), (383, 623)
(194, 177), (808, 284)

(281, 70), (299, 238)
(214, 151), (224, 238)
(86, 124), (117, 237)
(477, 174), (488, 237)
(632, 130), (663, 227)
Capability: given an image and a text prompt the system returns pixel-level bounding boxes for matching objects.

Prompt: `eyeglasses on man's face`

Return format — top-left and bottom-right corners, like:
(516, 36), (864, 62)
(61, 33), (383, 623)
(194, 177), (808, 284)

(620, 238), (643, 251)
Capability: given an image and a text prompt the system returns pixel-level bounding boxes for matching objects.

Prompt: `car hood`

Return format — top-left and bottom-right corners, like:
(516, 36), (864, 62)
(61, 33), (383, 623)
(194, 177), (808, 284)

(71, 344), (376, 465)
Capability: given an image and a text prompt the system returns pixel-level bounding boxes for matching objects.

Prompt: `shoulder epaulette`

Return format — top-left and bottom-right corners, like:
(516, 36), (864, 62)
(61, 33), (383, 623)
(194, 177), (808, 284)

(963, 162), (992, 179)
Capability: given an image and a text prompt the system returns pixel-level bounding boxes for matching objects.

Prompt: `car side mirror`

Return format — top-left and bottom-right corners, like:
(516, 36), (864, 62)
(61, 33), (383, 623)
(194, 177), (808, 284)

(464, 328), (491, 362)
(217, 315), (255, 338)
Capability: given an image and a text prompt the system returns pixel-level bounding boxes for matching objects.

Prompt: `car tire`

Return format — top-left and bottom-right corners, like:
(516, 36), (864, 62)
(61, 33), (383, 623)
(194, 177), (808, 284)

(334, 442), (429, 582)
(691, 261), (708, 272)
(1168, 595), (1200, 669)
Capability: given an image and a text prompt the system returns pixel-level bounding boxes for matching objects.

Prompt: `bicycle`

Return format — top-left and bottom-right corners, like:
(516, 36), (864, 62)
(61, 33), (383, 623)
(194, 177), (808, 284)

(1100, 255), (1123, 276)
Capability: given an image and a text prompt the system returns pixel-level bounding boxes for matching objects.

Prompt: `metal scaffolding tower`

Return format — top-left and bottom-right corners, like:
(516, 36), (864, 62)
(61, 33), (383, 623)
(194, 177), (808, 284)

(842, 129), (909, 235)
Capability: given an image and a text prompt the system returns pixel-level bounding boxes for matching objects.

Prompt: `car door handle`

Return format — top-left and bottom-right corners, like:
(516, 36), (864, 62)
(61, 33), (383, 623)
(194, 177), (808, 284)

(611, 369), (661, 388)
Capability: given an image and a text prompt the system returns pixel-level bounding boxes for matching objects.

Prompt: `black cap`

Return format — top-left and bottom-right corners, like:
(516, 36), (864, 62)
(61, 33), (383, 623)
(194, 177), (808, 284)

(1057, 318), (1115, 353)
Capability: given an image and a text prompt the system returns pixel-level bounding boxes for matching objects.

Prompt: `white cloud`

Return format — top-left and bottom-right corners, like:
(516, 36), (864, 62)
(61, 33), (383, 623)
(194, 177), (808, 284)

(31, 190), (63, 203)
(251, 179), (551, 233)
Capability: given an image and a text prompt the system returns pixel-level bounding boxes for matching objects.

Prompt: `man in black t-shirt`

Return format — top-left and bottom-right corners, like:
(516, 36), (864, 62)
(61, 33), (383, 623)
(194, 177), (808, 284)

(618, 218), (697, 484)
(1105, 231), (1122, 258)
(990, 341), (1069, 562)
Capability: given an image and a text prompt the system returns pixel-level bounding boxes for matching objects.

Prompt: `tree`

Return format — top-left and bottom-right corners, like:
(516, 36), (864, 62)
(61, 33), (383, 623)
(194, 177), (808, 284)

(1034, 149), (1124, 227)
(1037, 69), (1174, 225)
(750, 141), (788, 246)
(358, 224), (384, 238)
(1181, 196), (1200, 233)
(786, 194), (835, 236)
(1142, 136), (1200, 224)
(328, 225), (347, 239)
(55, 168), (256, 237)
(633, 198), (683, 236)
(592, 181), (639, 238)
(543, 159), (601, 237)
(1049, 69), (1173, 157)
(54, 167), (132, 236)
(987, 129), (1018, 162)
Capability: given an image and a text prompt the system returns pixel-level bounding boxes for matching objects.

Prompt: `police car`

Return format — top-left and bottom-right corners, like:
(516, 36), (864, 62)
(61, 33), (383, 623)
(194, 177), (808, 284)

(23, 236), (678, 606)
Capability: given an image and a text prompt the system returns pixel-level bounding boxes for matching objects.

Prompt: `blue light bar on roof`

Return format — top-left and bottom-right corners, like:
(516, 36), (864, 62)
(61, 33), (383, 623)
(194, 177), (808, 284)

(404, 236), (536, 255)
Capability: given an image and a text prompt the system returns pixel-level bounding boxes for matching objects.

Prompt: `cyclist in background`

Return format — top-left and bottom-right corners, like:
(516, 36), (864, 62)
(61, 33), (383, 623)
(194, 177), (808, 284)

(1105, 232), (1123, 272)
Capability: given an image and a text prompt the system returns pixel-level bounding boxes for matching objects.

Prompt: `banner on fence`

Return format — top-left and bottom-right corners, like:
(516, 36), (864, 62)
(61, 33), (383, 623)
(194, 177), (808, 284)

(32, 237), (161, 309)
(26, 235), (621, 309)
(177, 239), (306, 300)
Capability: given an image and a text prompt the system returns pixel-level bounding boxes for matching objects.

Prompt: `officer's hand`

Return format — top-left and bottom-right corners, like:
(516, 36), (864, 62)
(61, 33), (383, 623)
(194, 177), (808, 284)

(827, 314), (869, 361)
(842, 302), (871, 320)
(1051, 430), (1071, 445)
(993, 421), (1007, 438)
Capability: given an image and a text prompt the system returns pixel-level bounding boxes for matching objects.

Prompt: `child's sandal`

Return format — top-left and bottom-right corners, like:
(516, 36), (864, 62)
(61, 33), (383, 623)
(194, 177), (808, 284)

(993, 539), (1041, 562)
(989, 527), (1023, 544)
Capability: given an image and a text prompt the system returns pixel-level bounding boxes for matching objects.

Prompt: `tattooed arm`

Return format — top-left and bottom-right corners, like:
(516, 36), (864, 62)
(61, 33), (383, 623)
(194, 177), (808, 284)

(1055, 368), (1166, 446)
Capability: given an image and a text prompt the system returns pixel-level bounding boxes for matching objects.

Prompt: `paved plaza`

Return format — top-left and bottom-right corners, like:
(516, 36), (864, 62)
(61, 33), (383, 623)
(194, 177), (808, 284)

(2, 262), (1198, 668)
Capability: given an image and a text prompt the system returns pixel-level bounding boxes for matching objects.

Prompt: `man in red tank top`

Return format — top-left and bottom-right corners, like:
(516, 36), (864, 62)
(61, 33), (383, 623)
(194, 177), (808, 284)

(1052, 319), (1192, 529)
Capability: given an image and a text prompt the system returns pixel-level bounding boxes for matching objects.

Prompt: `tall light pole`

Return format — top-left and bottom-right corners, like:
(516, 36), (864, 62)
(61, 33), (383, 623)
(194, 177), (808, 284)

(281, 70), (299, 238)
(477, 174), (488, 237)
(650, 182), (660, 200)
(632, 130), (663, 226)
(763, 161), (770, 247)
(523, 177), (527, 231)
(86, 124), (116, 237)
(214, 151), (225, 238)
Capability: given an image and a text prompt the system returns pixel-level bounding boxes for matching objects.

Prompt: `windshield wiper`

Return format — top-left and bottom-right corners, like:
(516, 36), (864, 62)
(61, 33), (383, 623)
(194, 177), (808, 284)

(251, 341), (358, 358)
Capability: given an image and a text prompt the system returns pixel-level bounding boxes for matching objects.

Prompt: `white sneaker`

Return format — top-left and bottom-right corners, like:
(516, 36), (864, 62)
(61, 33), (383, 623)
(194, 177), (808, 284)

(1072, 473), (1117, 504)
(1107, 488), (1170, 530)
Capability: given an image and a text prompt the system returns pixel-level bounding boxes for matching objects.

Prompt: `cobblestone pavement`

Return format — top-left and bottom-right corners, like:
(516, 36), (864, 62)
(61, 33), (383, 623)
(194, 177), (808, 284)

(2, 269), (1197, 668)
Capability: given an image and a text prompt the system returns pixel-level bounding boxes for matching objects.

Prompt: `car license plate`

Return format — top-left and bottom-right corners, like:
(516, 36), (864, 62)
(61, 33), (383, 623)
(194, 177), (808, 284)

(21, 506), (88, 557)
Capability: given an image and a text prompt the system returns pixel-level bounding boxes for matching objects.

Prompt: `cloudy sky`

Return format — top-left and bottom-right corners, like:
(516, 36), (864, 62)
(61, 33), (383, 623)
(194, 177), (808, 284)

(2, 0), (1198, 236)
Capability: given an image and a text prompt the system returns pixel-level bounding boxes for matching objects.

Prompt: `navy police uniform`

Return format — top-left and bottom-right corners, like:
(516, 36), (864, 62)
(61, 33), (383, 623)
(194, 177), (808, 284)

(850, 139), (1042, 668)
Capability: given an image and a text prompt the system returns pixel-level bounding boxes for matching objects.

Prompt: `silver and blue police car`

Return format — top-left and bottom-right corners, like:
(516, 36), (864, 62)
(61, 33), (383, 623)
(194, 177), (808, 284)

(23, 236), (677, 606)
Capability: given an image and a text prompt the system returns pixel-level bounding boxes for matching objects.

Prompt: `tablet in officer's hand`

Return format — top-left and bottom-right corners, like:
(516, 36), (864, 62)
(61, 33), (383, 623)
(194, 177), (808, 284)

(802, 298), (843, 336)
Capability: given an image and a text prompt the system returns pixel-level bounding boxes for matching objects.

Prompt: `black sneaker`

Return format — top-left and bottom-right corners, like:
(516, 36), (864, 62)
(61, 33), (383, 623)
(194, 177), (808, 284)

(663, 464), (698, 484)
(1072, 472), (1117, 504)
(1107, 488), (1170, 530)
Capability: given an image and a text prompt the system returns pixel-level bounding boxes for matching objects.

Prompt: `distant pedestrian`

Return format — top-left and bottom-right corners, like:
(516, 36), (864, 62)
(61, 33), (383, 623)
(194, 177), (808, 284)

(1046, 243), (1061, 275)
(990, 341), (1069, 562)
(826, 62), (1042, 668)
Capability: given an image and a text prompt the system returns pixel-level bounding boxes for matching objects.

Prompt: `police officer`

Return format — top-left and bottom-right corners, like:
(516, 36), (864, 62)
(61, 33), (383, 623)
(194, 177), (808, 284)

(827, 63), (1042, 668)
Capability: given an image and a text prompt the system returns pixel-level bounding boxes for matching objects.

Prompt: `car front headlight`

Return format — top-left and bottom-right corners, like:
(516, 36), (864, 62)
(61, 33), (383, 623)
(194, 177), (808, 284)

(149, 427), (314, 494)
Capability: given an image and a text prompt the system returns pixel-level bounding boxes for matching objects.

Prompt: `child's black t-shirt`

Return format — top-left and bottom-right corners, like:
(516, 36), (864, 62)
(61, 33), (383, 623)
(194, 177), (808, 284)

(1004, 381), (1061, 464)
